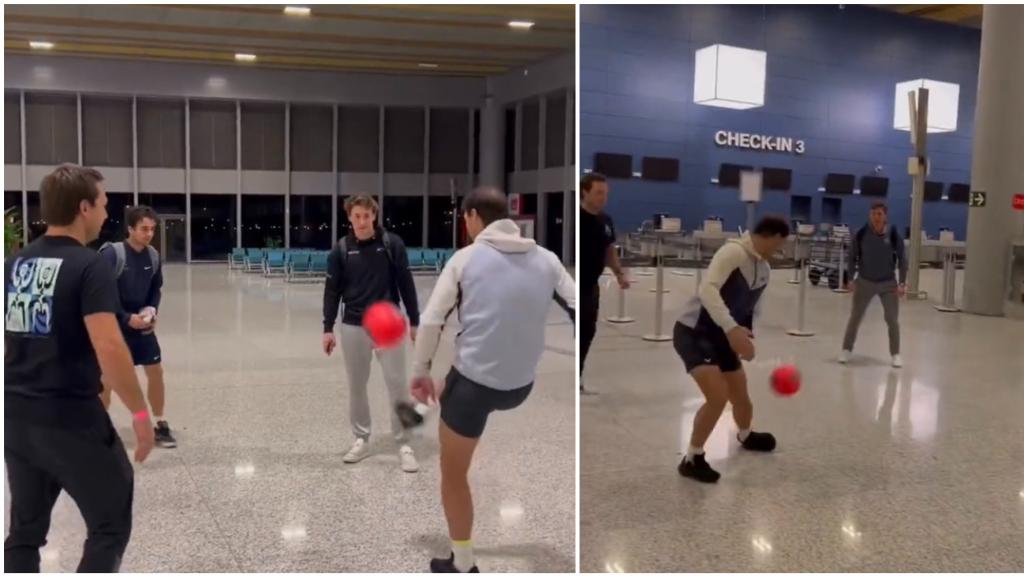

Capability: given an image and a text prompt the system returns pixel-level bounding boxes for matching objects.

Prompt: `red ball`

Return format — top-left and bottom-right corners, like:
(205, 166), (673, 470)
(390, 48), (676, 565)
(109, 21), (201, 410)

(771, 364), (801, 396)
(362, 301), (407, 348)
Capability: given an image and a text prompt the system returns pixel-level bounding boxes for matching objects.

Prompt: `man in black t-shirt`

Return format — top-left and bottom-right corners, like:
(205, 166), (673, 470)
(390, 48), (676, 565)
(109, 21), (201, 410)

(4, 165), (154, 573)
(579, 173), (629, 392)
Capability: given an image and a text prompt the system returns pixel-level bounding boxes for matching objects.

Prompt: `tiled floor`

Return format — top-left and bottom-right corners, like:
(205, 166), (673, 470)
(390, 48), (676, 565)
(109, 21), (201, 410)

(4, 265), (576, 573)
(580, 266), (1024, 572)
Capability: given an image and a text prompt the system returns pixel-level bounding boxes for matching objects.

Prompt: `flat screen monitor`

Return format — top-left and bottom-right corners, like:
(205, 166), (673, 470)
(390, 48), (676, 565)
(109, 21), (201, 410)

(947, 183), (970, 203)
(924, 181), (944, 202)
(641, 156), (679, 182)
(593, 153), (633, 179)
(860, 176), (890, 197)
(762, 167), (792, 191)
(718, 163), (752, 188)
(825, 173), (855, 194)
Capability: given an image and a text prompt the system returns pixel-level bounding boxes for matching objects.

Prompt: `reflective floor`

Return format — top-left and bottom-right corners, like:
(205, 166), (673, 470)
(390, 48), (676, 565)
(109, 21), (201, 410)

(581, 267), (1024, 572)
(4, 265), (576, 573)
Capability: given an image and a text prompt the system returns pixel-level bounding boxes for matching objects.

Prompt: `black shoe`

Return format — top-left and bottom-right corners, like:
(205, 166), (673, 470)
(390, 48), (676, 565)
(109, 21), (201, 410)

(739, 431), (776, 452)
(155, 421), (177, 448)
(677, 453), (720, 483)
(395, 402), (424, 430)
(430, 554), (479, 573)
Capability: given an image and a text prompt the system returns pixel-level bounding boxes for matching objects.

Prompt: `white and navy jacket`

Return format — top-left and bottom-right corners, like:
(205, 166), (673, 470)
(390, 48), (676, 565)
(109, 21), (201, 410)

(412, 219), (576, 391)
(678, 233), (769, 334)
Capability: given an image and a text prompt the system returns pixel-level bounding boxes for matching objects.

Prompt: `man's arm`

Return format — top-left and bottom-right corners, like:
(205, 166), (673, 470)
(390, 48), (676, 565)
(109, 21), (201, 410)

(85, 313), (148, 413)
(549, 251), (576, 323)
(847, 230), (859, 283)
(411, 248), (468, 379)
(322, 247), (344, 333)
(698, 242), (747, 333)
(390, 236), (420, 328)
(894, 228), (908, 285)
(146, 264), (163, 311)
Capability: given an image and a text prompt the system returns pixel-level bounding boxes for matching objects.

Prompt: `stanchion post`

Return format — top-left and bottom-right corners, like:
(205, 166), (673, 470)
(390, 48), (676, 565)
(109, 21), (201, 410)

(788, 236), (801, 284)
(787, 256), (815, 337)
(649, 235), (670, 294)
(643, 236), (672, 342)
(833, 236), (849, 293)
(607, 246), (635, 323)
(934, 246), (960, 313)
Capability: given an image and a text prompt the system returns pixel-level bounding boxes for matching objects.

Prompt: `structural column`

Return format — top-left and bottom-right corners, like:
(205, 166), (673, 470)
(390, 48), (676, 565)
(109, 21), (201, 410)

(963, 4), (1024, 316)
(477, 88), (505, 189)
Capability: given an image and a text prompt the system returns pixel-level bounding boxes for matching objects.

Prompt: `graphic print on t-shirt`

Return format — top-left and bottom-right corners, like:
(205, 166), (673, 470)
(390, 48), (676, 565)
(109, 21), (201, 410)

(6, 256), (63, 335)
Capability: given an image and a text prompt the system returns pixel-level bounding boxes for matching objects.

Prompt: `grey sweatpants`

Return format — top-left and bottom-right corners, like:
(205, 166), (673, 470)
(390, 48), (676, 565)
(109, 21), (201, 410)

(842, 278), (900, 355)
(338, 323), (410, 441)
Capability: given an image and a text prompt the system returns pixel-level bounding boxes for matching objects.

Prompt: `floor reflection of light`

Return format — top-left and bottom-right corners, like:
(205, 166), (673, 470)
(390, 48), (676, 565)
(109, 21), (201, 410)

(1019, 489), (1024, 500)
(752, 536), (773, 553)
(604, 560), (625, 573)
(875, 374), (940, 441)
(680, 402), (732, 460)
(281, 524), (308, 541)
(499, 501), (524, 526)
(842, 522), (863, 540)
(234, 462), (255, 479)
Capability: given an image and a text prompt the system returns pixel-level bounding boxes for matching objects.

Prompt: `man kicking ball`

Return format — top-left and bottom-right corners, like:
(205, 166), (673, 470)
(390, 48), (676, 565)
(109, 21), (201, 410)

(410, 187), (576, 573)
(674, 216), (790, 483)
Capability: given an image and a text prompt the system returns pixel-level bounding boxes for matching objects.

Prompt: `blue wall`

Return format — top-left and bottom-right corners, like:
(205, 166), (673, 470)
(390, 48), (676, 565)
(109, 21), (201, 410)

(580, 5), (980, 237)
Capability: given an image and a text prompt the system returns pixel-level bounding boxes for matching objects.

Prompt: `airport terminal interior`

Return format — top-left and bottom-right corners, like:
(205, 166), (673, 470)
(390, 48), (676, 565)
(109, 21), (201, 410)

(4, 4), (577, 573)
(579, 3), (1023, 573)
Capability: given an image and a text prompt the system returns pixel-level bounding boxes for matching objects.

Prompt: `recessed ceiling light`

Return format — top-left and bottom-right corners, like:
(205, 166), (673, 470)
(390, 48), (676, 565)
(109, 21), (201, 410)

(207, 77), (227, 88)
(283, 6), (311, 17)
(30, 41), (55, 50)
(235, 53), (257, 63)
(418, 63), (439, 69)
(508, 21), (535, 29)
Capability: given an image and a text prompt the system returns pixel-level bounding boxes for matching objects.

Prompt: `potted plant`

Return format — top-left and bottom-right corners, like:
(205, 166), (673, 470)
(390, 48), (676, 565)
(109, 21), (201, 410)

(4, 206), (24, 256)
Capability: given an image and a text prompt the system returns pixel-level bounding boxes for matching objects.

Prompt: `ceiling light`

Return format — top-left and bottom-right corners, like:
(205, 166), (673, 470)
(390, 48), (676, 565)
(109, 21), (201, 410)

(30, 41), (55, 50)
(694, 44), (767, 110)
(235, 53), (257, 63)
(283, 6), (311, 17)
(508, 21), (535, 29)
(893, 79), (960, 133)
(418, 63), (439, 69)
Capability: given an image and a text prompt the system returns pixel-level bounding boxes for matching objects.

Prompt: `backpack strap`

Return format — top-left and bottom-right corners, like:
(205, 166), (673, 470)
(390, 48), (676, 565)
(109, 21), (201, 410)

(99, 241), (127, 279)
(146, 245), (160, 275)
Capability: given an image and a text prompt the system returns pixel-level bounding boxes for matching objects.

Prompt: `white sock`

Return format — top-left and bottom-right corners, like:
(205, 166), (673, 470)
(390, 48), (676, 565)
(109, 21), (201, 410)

(685, 445), (704, 462)
(452, 539), (474, 572)
(738, 428), (751, 442)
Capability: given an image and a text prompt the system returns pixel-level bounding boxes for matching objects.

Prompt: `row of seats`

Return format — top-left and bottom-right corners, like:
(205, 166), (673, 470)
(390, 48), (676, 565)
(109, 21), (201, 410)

(229, 247), (456, 281)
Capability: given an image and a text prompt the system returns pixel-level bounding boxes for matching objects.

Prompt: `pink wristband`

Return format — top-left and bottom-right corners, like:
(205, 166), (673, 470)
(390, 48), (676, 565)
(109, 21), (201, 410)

(132, 410), (149, 421)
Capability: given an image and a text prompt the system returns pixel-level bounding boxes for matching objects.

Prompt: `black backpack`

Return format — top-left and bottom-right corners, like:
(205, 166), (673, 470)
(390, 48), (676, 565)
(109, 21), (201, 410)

(854, 225), (901, 266)
(337, 229), (399, 295)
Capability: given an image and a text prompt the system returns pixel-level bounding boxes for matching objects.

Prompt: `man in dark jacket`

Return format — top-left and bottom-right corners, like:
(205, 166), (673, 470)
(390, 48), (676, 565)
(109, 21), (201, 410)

(322, 193), (422, 472)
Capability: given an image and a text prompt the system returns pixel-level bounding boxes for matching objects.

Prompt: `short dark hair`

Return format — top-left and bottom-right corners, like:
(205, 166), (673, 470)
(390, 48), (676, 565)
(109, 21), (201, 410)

(127, 205), (159, 229)
(344, 194), (379, 214)
(40, 164), (104, 226)
(752, 215), (790, 238)
(870, 202), (888, 213)
(581, 172), (607, 192)
(461, 186), (508, 226)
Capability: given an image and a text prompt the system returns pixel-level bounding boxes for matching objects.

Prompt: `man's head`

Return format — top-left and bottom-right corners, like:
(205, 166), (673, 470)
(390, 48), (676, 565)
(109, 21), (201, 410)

(580, 172), (608, 213)
(461, 186), (508, 240)
(869, 202), (888, 233)
(40, 164), (107, 242)
(344, 194), (379, 240)
(126, 205), (159, 247)
(751, 215), (791, 259)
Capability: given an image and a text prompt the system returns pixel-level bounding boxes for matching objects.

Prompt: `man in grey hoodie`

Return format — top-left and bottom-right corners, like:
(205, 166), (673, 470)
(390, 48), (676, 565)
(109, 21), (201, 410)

(410, 186), (576, 573)
(839, 202), (907, 368)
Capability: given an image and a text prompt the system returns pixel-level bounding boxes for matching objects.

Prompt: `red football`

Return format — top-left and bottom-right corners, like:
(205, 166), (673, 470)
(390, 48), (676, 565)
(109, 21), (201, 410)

(362, 301), (407, 348)
(771, 364), (801, 396)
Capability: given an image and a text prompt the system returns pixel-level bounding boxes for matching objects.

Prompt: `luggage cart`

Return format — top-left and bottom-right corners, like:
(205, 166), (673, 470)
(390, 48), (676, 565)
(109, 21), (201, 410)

(806, 225), (851, 290)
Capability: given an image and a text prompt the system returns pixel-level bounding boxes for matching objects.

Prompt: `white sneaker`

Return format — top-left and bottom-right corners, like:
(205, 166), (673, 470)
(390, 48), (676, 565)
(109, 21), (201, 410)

(838, 350), (851, 364)
(399, 445), (419, 473)
(343, 438), (370, 463)
(891, 355), (903, 368)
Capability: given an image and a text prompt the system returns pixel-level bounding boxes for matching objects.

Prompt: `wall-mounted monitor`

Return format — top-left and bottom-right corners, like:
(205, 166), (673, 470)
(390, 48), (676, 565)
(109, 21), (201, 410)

(824, 173), (855, 194)
(593, 153), (633, 179)
(718, 163), (753, 187)
(924, 181), (944, 202)
(762, 167), (792, 191)
(947, 182), (970, 203)
(641, 156), (679, 182)
(860, 176), (889, 197)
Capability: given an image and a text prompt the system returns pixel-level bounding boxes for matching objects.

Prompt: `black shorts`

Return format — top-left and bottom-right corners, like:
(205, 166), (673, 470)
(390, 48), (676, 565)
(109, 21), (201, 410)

(672, 322), (742, 374)
(124, 332), (162, 367)
(440, 368), (533, 439)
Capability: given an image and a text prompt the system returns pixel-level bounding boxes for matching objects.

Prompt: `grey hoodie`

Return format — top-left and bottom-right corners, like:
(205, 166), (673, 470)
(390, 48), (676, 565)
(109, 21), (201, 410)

(413, 219), (576, 391)
(678, 233), (770, 333)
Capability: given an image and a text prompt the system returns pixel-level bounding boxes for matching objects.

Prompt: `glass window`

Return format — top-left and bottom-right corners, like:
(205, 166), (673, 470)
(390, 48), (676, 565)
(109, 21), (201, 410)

(191, 195), (236, 260)
(26, 191), (44, 242)
(6, 92), (22, 165)
(98, 192), (135, 245)
(138, 193), (187, 216)
(381, 196), (423, 247)
(336, 196), (353, 240)
(138, 99), (185, 168)
(520, 100), (540, 171)
(289, 195), (332, 249)
(427, 196), (460, 248)
(241, 195), (285, 248)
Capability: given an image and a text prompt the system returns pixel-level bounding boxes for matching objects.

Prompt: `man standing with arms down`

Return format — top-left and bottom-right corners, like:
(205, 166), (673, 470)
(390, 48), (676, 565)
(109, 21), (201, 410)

(579, 172), (629, 392)
(410, 187), (576, 573)
(4, 164), (154, 572)
(839, 202), (908, 368)
(99, 205), (176, 448)
(322, 194), (422, 472)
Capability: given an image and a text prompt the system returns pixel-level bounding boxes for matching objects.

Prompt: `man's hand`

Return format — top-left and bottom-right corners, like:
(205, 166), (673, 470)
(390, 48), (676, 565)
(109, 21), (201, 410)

(897, 284), (907, 298)
(410, 376), (437, 405)
(409, 326), (418, 343)
(615, 270), (631, 290)
(132, 414), (155, 463)
(322, 333), (337, 356)
(128, 314), (150, 331)
(727, 326), (755, 361)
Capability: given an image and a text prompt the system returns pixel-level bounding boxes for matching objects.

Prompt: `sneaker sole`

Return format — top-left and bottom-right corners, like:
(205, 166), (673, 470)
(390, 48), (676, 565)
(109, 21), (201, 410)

(157, 441), (177, 449)
(343, 453), (370, 464)
(677, 463), (720, 483)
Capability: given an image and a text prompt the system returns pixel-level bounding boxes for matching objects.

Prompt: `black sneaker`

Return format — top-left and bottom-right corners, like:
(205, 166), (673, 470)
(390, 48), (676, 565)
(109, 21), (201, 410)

(677, 453), (720, 483)
(430, 554), (479, 573)
(154, 421), (177, 448)
(395, 401), (424, 430)
(739, 431), (776, 452)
